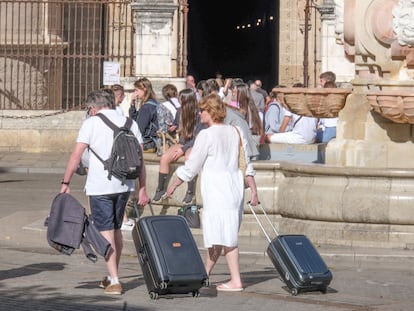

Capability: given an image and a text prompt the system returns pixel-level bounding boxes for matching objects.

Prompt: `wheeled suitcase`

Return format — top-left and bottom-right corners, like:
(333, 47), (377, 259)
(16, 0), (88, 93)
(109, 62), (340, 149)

(248, 203), (332, 295)
(132, 213), (209, 299)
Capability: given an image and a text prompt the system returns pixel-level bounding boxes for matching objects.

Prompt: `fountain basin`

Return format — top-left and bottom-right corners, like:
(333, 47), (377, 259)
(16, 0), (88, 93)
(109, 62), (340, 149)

(142, 153), (414, 249)
(274, 87), (352, 118)
(367, 90), (414, 123)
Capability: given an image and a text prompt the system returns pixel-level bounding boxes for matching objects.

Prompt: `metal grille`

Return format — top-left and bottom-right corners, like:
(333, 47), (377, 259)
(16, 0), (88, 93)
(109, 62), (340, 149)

(0, 0), (135, 110)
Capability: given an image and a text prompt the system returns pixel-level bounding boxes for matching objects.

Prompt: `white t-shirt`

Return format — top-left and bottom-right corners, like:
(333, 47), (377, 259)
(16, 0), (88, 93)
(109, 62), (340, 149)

(115, 105), (124, 116)
(77, 109), (143, 196)
(283, 108), (293, 131)
(161, 97), (180, 119)
(291, 114), (317, 143)
(319, 117), (337, 128)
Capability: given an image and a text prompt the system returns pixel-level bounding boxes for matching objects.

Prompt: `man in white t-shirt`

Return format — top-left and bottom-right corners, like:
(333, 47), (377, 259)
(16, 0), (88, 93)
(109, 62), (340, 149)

(60, 90), (149, 295)
(267, 113), (317, 144)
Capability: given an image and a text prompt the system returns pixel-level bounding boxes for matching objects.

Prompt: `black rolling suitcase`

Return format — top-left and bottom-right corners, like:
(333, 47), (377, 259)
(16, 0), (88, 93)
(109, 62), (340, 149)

(249, 203), (332, 295)
(132, 203), (208, 299)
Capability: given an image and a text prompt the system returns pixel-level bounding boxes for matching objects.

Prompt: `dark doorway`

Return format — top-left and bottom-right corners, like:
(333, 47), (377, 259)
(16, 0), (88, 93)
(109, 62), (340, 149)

(187, 0), (279, 92)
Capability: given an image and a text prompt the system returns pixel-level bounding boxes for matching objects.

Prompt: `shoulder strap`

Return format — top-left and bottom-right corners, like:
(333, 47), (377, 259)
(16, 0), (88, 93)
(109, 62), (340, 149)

(124, 117), (133, 130)
(168, 99), (178, 112)
(293, 116), (303, 128)
(96, 113), (133, 131)
(95, 113), (118, 131)
(232, 125), (242, 145)
(145, 99), (158, 107)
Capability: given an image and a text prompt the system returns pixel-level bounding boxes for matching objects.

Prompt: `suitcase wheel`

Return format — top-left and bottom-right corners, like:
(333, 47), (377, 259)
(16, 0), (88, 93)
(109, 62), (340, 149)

(149, 291), (159, 300)
(158, 281), (168, 290)
(192, 290), (200, 298)
(290, 288), (299, 296)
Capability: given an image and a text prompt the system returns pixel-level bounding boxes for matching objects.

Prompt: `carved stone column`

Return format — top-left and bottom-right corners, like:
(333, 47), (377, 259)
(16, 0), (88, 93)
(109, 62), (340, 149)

(130, 1), (185, 94)
(131, 0), (177, 77)
(317, 0), (354, 83)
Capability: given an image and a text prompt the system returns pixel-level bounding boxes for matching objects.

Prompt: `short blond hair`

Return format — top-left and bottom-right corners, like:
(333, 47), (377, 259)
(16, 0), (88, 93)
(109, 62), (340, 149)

(199, 94), (226, 123)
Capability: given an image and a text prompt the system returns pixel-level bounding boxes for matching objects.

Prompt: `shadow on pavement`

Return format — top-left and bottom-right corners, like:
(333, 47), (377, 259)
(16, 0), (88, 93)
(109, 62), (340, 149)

(0, 262), (65, 281)
(241, 267), (279, 289)
(0, 286), (151, 311)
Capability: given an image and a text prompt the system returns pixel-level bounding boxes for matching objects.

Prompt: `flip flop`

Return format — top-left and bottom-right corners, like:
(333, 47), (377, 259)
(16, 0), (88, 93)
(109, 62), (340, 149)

(216, 283), (244, 292)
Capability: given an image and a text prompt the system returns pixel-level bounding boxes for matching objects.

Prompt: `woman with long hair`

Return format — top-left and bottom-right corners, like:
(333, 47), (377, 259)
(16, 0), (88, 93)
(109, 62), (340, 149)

(153, 88), (204, 204)
(129, 77), (159, 151)
(233, 83), (263, 144)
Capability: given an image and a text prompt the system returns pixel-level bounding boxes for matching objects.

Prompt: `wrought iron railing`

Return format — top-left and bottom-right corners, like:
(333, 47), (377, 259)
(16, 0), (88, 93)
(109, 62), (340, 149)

(0, 0), (135, 110)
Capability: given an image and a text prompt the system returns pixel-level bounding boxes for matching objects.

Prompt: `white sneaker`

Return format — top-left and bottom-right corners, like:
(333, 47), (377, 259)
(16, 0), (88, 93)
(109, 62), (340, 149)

(121, 219), (134, 231)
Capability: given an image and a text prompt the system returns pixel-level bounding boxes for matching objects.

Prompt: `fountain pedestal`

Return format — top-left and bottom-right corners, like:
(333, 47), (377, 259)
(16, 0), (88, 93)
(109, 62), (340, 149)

(264, 0), (414, 248)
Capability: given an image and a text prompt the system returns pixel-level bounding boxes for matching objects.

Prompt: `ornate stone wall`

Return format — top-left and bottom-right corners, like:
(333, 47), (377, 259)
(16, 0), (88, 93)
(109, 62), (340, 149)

(278, 0), (321, 87)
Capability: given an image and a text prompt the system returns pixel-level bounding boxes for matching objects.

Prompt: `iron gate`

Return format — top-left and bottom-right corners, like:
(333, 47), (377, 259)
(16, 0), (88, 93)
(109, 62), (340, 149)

(0, 0), (135, 110)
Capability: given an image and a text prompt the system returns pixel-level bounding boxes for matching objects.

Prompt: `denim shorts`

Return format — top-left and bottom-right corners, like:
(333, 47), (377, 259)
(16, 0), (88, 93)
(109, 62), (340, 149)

(89, 192), (130, 231)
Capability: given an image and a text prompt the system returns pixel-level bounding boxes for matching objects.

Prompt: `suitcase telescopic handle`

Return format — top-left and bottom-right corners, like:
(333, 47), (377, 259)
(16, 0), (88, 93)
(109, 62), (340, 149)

(248, 202), (280, 243)
(133, 199), (155, 220)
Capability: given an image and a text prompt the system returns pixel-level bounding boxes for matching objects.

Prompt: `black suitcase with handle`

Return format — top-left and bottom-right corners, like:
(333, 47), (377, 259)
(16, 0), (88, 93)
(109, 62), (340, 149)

(248, 203), (332, 295)
(132, 213), (208, 299)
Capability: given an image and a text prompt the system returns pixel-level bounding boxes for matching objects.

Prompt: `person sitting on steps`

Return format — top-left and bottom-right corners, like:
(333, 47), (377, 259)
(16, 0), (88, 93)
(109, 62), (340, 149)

(153, 88), (205, 204)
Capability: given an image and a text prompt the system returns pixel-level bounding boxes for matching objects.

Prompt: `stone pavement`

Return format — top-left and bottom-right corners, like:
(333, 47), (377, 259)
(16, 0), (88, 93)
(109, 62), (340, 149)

(1, 152), (414, 310)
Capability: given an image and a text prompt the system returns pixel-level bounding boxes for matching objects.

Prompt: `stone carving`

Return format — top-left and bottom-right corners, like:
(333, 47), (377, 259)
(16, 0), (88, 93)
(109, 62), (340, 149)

(334, 0), (345, 44)
(393, 0), (414, 46)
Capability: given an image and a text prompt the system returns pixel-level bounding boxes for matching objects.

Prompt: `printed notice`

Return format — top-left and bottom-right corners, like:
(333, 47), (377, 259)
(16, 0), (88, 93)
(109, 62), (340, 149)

(103, 61), (120, 85)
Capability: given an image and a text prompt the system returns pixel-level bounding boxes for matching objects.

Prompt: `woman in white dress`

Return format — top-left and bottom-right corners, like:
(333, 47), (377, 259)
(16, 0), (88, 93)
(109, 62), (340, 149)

(166, 94), (247, 292)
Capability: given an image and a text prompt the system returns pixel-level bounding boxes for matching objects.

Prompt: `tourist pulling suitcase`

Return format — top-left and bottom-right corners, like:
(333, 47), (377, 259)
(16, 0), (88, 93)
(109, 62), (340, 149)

(132, 202), (208, 299)
(248, 203), (332, 295)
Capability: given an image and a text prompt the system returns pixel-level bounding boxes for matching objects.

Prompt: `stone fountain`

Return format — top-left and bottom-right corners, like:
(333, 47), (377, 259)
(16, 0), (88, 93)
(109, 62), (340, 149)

(249, 0), (414, 249)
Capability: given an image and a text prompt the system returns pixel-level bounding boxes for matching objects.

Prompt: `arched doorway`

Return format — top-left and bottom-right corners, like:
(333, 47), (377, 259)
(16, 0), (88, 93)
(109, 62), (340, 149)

(187, 0), (279, 91)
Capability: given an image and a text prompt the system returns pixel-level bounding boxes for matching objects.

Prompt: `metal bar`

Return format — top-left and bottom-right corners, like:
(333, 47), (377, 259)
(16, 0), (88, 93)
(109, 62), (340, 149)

(21, 1), (27, 109)
(71, 1), (78, 108)
(121, 2), (127, 77)
(248, 203), (279, 242)
(129, 1), (134, 76)
(97, 2), (104, 88)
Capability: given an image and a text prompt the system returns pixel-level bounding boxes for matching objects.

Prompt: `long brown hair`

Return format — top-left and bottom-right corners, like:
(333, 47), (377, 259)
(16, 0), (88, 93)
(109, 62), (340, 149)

(178, 88), (198, 140)
(134, 77), (157, 108)
(235, 83), (263, 135)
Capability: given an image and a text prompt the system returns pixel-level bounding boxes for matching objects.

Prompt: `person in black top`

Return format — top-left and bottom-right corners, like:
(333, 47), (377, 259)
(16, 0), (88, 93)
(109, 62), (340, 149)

(129, 77), (159, 151)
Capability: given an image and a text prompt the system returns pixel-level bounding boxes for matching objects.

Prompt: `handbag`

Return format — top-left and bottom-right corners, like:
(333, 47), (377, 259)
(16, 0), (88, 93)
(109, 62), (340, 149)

(178, 205), (200, 228)
(233, 126), (246, 176)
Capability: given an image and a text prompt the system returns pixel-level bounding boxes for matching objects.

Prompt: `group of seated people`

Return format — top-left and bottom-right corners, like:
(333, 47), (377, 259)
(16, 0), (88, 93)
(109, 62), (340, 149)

(113, 71), (338, 206)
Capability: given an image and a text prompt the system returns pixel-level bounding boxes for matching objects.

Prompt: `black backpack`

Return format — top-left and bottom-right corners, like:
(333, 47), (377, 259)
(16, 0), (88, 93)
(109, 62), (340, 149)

(90, 113), (143, 185)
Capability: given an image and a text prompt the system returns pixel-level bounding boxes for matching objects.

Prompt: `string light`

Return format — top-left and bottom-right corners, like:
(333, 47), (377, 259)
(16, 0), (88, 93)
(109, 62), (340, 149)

(235, 15), (275, 31)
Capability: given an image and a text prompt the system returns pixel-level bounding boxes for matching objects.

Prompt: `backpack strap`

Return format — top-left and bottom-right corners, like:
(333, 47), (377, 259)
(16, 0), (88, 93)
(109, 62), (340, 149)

(96, 113), (133, 131)
(168, 99), (178, 112)
(293, 116), (303, 128)
(145, 99), (158, 107)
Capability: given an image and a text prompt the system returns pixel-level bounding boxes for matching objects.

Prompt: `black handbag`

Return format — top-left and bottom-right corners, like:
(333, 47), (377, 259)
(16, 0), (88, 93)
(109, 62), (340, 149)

(178, 205), (200, 228)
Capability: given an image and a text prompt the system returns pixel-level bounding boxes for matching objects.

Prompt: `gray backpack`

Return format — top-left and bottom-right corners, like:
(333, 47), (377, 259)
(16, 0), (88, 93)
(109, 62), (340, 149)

(90, 114), (143, 185)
